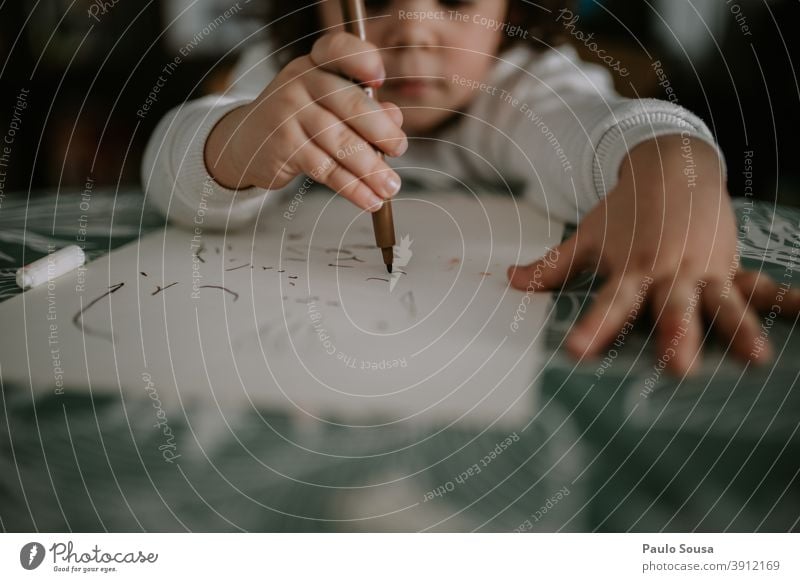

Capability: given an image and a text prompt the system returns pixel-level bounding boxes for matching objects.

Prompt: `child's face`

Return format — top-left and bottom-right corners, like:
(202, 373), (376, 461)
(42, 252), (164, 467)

(319, 0), (509, 134)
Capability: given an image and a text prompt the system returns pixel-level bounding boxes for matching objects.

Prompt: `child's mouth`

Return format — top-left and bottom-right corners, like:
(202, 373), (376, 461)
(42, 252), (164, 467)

(385, 79), (438, 98)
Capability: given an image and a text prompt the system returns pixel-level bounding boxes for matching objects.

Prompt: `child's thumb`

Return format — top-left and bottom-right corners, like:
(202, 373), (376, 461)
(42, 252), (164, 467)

(507, 234), (588, 292)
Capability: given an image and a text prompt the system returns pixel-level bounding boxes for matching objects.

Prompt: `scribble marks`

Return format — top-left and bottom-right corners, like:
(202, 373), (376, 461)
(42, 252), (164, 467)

(152, 282), (178, 296)
(225, 263), (250, 272)
(193, 243), (206, 263)
(326, 247), (367, 262)
(198, 285), (239, 302)
(72, 282), (125, 341)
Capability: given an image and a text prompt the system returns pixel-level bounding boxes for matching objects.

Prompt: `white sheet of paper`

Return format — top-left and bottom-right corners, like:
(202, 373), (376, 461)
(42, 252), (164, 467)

(0, 191), (562, 428)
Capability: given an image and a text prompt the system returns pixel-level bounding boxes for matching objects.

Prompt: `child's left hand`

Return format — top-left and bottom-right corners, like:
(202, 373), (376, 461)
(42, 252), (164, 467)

(507, 135), (800, 376)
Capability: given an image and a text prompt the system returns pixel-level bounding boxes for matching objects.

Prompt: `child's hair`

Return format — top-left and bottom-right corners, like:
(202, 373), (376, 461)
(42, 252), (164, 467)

(266, 1), (578, 67)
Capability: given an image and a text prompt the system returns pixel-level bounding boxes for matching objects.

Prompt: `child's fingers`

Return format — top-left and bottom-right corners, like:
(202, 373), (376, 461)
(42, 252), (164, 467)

(648, 279), (705, 375)
(297, 141), (384, 212)
(506, 232), (591, 292)
(565, 273), (650, 358)
(305, 70), (407, 157)
(299, 107), (401, 200)
(701, 281), (772, 363)
(735, 270), (800, 314)
(310, 32), (385, 88)
(380, 101), (403, 127)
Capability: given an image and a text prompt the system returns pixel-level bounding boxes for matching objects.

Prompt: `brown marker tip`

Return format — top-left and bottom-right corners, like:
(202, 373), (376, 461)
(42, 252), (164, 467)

(381, 246), (394, 273)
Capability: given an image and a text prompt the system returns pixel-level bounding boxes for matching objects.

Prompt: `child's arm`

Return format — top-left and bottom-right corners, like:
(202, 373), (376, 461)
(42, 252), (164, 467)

(491, 47), (800, 374)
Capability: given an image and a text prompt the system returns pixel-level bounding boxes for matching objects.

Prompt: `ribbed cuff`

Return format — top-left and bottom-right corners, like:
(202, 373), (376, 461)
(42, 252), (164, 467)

(591, 99), (726, 204)
(175, 96), (267, 203)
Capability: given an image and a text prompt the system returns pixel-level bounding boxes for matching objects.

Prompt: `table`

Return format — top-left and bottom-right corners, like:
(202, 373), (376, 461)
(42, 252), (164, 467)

(1, 187), (797, 532)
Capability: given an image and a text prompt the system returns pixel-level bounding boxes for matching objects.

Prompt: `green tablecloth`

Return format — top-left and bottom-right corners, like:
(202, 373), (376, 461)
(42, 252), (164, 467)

(0, 188), (797, 532)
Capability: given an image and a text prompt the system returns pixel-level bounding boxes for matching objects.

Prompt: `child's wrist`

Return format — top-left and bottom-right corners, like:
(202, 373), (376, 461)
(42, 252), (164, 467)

(618, 135), (725, 197)
(204, 105), (254, 190)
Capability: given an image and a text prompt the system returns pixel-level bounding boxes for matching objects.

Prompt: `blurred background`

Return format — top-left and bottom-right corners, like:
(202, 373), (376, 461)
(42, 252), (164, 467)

(0, 0), (798, 206)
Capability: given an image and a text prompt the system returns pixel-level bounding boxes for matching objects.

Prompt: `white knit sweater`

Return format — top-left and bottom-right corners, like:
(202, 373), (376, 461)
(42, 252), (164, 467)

(142, 42), (722, 229)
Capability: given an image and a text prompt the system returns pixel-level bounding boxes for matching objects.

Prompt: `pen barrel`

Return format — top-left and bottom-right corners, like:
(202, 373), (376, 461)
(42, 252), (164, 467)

(372, 200), (396, 250)
(341, 0), (368, 40)
(369, 138), (395, 252)
(341, 0), (374, 99)
(340, 0), (397, 264)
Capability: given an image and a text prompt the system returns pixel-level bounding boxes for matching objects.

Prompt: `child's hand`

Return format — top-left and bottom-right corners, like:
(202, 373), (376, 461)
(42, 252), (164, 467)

(508, 135), (800, 376)
(205, 32), (407, 212)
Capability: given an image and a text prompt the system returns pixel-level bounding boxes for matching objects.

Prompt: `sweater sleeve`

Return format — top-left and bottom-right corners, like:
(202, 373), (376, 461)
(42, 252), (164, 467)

(141, 43), (280, 230)
(467, 45), (726, 224)
(141, 95), (278, 230)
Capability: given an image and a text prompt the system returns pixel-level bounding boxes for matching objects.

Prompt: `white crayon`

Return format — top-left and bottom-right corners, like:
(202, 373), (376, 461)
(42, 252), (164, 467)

(16, 245), (86, 290)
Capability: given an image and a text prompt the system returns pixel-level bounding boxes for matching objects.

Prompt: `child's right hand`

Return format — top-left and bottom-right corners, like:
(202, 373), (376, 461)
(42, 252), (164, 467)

(205, 32), (407, 212)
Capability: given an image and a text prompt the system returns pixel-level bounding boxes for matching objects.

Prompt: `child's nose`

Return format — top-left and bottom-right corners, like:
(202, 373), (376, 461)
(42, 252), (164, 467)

(383, 6), (440, 49)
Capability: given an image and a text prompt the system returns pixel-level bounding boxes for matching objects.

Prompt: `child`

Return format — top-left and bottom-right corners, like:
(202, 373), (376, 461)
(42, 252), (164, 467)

(142, 0), (800, 375)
